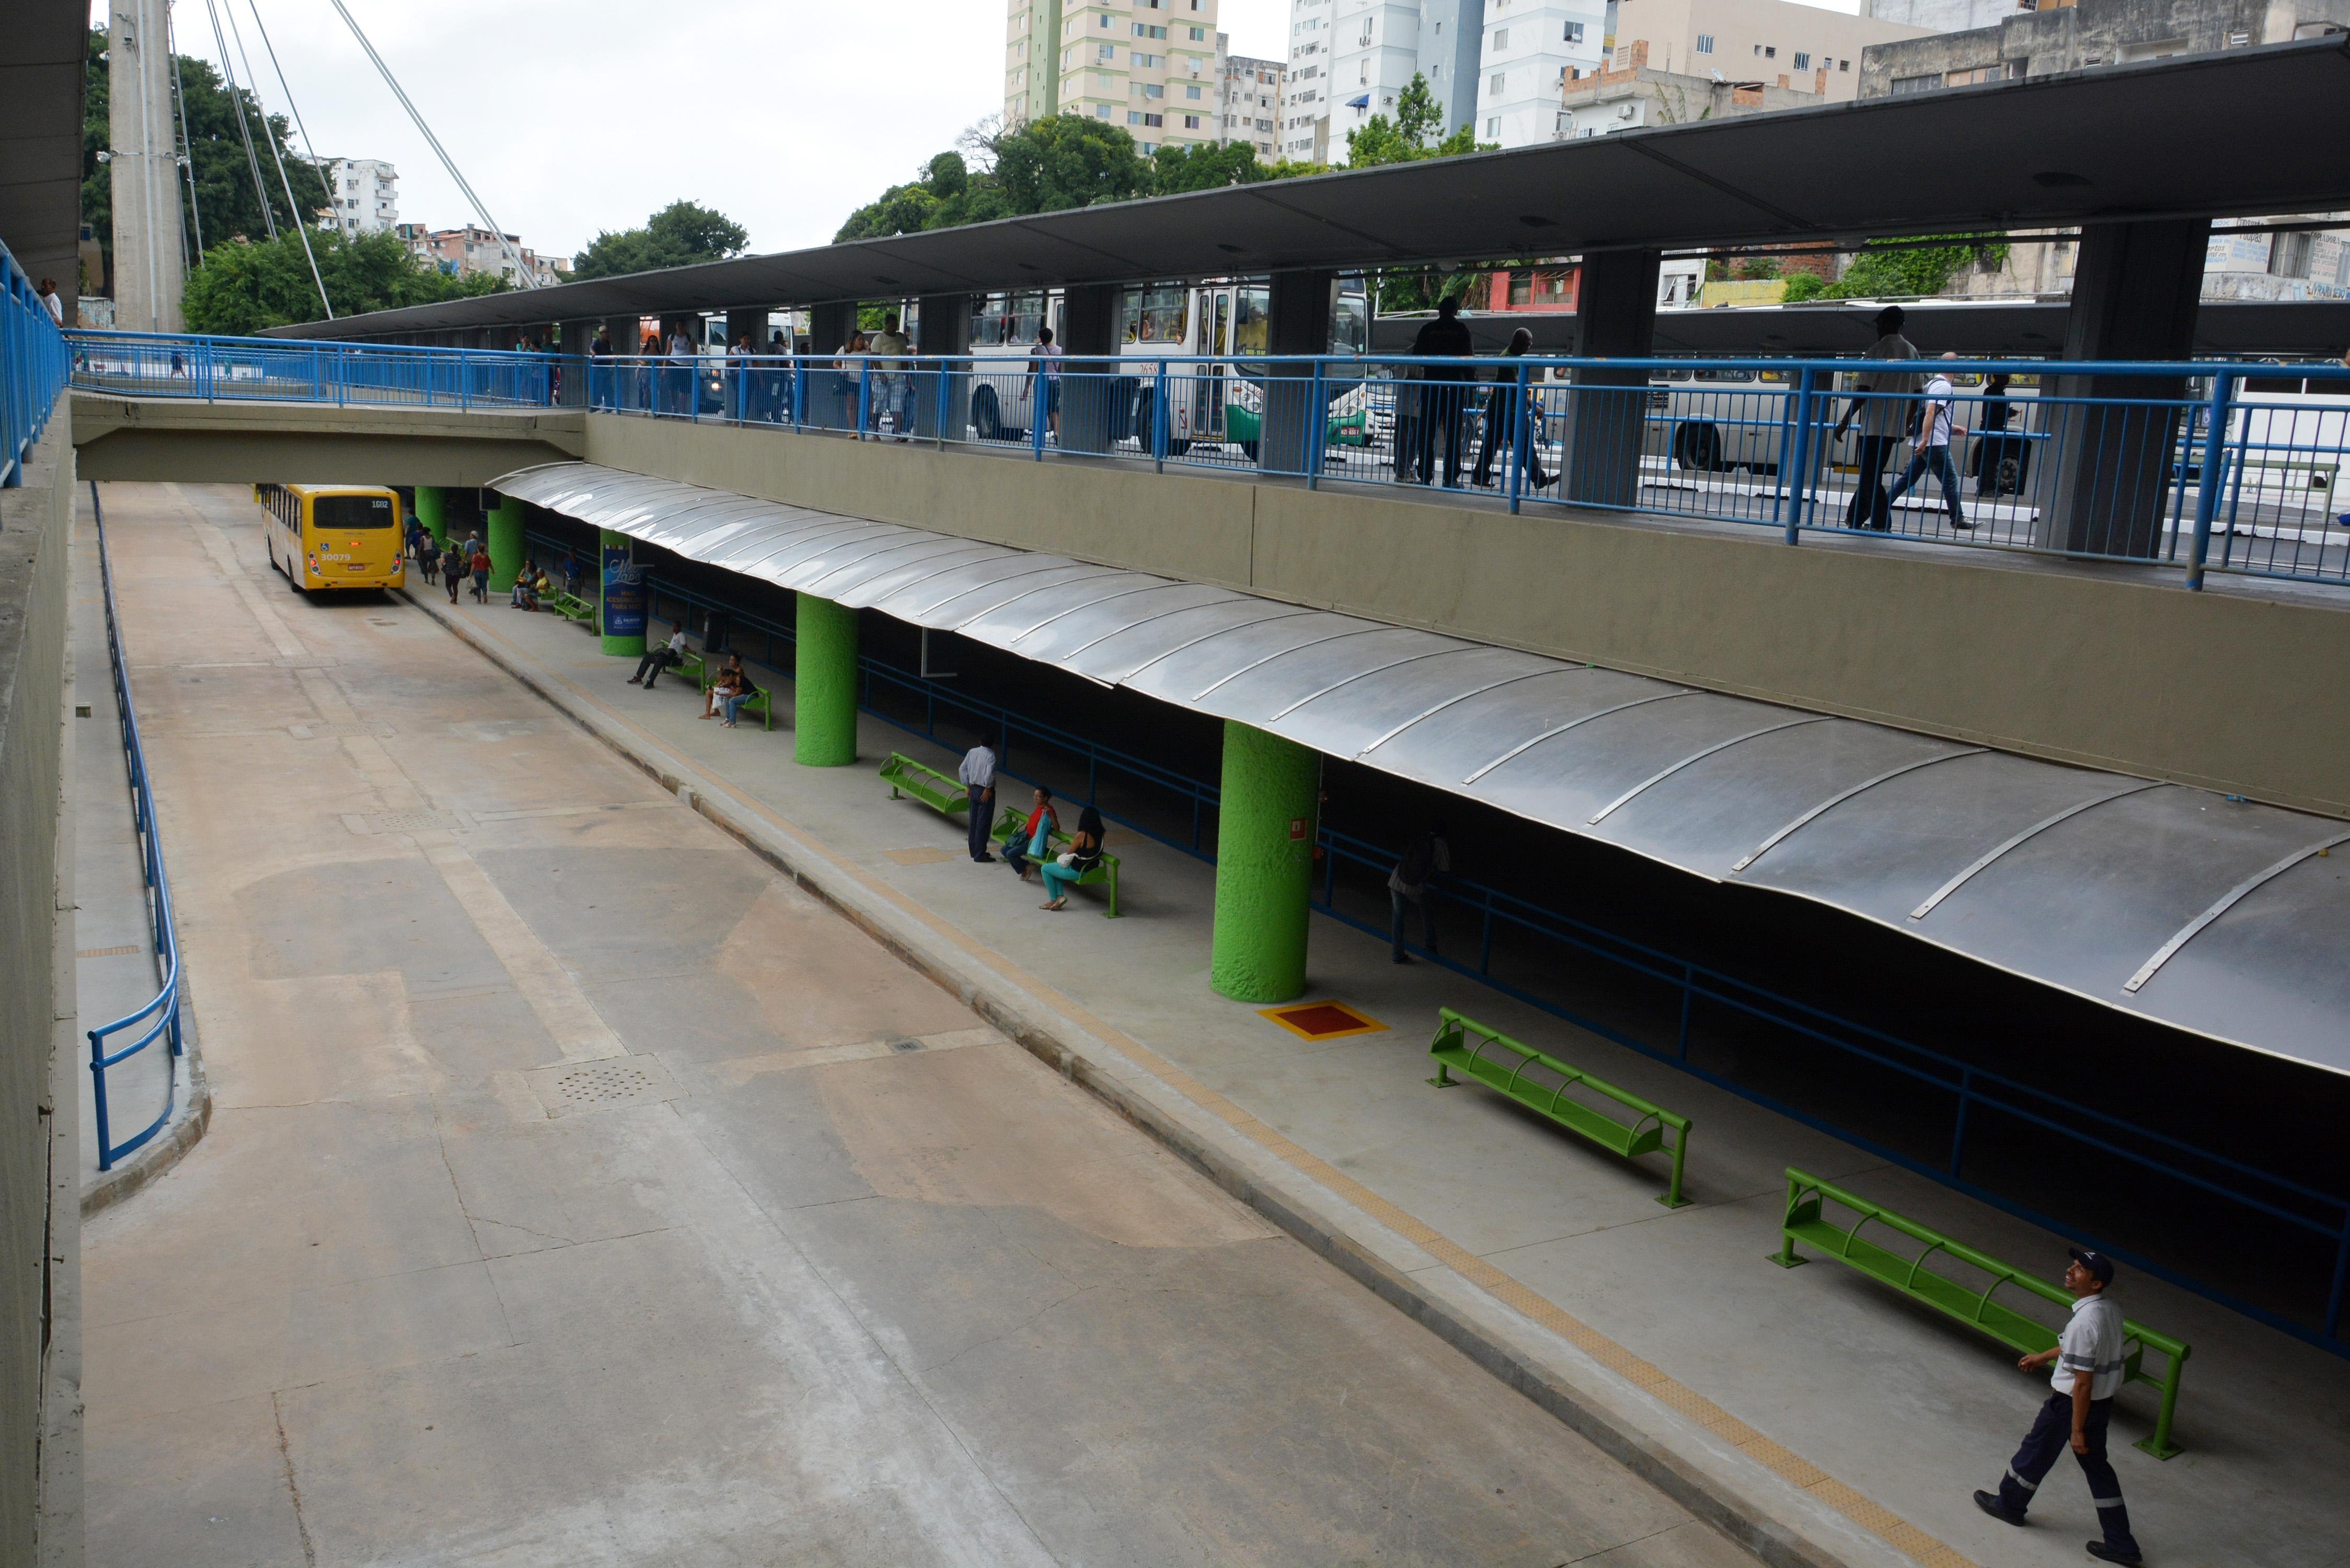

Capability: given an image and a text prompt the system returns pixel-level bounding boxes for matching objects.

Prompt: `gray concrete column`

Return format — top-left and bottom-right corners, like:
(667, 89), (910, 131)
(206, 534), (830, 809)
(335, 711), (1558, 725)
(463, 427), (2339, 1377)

(723, 309), (768, 351)
(1059, 284), (1121, 455)
(558, 318), (596, 407)
(914, 293), (973, 441)
(2037, 218), (2209, 560)
(109, 0), (186, 331)
(808, 303), (859, 431)
(1260, 270), (1337, 475)
(1558, 249), (1662, 509)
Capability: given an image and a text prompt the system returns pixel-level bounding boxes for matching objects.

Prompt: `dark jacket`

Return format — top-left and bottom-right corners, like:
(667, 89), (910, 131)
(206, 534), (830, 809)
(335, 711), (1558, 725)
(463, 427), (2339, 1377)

(1410, 315), (1476, 382)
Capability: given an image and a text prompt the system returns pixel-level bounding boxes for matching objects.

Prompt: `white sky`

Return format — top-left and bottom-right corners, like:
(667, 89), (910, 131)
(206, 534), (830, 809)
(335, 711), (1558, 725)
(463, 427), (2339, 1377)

(111, 0), (1851, 262)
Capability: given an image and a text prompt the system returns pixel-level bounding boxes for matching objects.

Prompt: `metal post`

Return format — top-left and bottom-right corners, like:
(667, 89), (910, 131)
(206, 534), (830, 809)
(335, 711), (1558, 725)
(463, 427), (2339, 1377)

(2185, 370), (2236, 592)
(1307, 356), (1327, 489)
(1677, 963), (1694, 1060)
(1783, 368), (1817, 546)
(1154, 359), (1169, 474)
(937, 364), (948, 451)
(1949, 1070), (1974, 1178)
(1508, 362), (1531, 515)
(1031, 368), (1048, 461)
(856, 362), (871, 439)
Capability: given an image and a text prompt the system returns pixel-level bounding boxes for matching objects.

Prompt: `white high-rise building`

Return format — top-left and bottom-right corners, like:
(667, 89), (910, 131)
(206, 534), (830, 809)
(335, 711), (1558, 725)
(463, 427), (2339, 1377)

(1280, 0), (1337, 162)
(324, 158), (399, 237)
(1476, 3), (1606, 146)
(1005, 0), (1224, 155)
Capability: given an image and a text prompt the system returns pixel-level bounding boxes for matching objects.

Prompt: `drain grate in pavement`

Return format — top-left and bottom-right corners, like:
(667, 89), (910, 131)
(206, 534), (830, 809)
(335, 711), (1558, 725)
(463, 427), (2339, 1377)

(77, 945), (144, 959)
(521, 1054), (685, 1119)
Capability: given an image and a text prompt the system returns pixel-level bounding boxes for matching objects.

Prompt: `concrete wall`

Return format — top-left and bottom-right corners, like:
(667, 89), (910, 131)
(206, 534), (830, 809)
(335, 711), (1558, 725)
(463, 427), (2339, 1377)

(69, 396), (585, 487)
(1861, 0), (2350, 94)
(0, 400), (78, 1564)
(585, 412), (2350, 819)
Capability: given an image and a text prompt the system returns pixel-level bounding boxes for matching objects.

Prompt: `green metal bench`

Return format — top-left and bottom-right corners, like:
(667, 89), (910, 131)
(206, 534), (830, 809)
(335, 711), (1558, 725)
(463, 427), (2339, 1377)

(1425, 1009), (1691, 1208)
(1772, 1168), (2190, 1459)
(545, 589), (596, 625)
(879, 752), (971, 818)
(993, 805), (1121, 917)
(700, 667), (773, 730)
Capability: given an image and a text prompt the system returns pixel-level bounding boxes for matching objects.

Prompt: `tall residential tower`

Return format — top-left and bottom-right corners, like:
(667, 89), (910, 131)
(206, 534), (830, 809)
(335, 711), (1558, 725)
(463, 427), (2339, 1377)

(1006, 0), (1226, 155)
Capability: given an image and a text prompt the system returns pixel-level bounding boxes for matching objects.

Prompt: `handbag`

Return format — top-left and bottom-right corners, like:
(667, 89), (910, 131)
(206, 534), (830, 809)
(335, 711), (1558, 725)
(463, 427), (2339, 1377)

(1056, 851), (1078, 868)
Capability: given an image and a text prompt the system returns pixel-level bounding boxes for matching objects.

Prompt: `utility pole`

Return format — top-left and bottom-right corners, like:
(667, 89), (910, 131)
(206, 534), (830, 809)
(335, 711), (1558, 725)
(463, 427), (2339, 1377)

(110, 0), (188, 332)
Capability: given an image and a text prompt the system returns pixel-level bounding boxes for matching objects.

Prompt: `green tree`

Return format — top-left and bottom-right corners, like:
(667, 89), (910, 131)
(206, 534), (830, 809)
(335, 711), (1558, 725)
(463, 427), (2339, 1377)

(182, 228), (504, 334)
(1343, 73), (1484, 168)
(994, 115), (1156, 215)
(1149, 140), (1267, 194)
(1828, 235), (2008, 298)
(572, 201), (750, 280)
(1782, 272), (1830, 303)
(834, 152), (1010, 242)
(82, 25), (333, 283)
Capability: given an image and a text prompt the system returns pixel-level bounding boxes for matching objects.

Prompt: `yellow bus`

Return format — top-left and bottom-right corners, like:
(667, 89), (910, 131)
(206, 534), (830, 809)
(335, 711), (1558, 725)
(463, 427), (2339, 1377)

(255, 483), (406, 593)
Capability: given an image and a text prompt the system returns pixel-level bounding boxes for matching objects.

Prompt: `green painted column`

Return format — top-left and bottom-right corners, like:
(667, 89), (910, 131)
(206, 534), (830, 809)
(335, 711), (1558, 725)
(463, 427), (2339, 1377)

(485, 494), (525, 593)
(793, 593), (858, 766)
(597, 528), (645, 658)
(1210, 720), (1319, 1003)
(412, 485), (447, 546)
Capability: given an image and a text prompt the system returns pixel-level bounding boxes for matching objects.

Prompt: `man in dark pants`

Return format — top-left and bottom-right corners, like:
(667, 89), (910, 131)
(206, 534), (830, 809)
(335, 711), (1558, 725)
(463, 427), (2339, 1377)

(1408, 297), (1476, 487)
(1829, 305), (1920, 531)
(960, 742), (998, 863)
(1974, 1249), (2145, 1565)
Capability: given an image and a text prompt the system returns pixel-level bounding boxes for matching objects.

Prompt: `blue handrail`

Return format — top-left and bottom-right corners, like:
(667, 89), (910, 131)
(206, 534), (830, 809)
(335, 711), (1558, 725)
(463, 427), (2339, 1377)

(85, 483), (187, 1171)
(1, 240), (71, 488)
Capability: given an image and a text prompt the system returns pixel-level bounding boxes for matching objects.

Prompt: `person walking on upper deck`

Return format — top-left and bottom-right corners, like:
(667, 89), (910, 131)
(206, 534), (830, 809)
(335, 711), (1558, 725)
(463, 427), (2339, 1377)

(1470, 327), (1550, 492)
(870, 313), (913, 441)
(960, 742), (998, 863)
(1973, 1249), (2144, 1565)
(665, 325), (696, 416)
(37, 279), (63, 326)
(1830, 306), (1921, 532)
(1883, 353), (1974, 532)
(1029, 327), (1064, 442)
(1409, 298), (1476, 488)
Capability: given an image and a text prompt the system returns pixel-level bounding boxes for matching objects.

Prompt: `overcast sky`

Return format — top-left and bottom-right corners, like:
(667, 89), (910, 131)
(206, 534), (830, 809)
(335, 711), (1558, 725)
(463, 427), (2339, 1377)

(108, 0), (1296, 261)
(111, 0), (1852, 263)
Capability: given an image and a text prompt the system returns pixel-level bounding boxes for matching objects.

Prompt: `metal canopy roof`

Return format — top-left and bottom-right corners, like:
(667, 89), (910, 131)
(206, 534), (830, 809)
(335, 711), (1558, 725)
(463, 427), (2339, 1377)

(0, 0), (88, 309)
(274, 40), (2350, 340)
(493, 460), (2350, 1076)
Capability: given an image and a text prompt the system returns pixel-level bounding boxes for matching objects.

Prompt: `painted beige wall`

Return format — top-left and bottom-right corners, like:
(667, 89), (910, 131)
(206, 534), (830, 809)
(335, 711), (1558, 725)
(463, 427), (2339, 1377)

(583, 413), (2350, 818)
(69, 396), (585, 487)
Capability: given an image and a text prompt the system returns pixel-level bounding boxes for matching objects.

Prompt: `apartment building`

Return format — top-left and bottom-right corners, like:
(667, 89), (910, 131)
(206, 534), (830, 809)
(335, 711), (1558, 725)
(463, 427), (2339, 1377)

(1005, 0), (1224, 154)
(322, 157), (398, 237)
(401, 224), (567, 289)
(1858, 0), (2349, 96)
(1477, 0), (1606, 144)
(1218, 44), (1286, 154)
(1605, 0), (1930, 101)
(1281, 0), (1338, 160)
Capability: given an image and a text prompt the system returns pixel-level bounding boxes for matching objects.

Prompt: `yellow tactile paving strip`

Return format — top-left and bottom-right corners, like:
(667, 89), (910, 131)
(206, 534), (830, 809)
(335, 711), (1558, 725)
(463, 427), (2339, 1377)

(438, 602), (1982, 1568)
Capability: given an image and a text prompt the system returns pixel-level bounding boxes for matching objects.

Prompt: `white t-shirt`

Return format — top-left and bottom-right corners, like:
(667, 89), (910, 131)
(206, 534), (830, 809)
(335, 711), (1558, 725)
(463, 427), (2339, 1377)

(40, 290), (64, 325)
(1919, 374), (1955, 448)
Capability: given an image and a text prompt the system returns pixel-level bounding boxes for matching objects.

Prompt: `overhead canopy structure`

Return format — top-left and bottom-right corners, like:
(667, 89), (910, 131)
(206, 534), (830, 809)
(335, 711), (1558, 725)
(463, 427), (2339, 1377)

(0, 0), (88, 305)
(273, 40), (2350, 341)
(494, 460), (2350, 1077)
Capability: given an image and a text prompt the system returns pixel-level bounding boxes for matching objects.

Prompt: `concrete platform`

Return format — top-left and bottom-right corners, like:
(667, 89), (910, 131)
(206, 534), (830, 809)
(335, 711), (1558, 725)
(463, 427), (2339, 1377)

(385, 488), (2348, 1568)
(83, 479), (1781, 1568)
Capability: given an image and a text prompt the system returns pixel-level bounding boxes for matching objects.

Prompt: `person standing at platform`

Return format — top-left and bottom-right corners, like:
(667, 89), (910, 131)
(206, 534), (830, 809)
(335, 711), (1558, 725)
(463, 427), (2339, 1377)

(960, 742), (998, 863)
(1973, 1249), (2145, 1565)
(1408, 298), (1476, 487)
(1829, 305), (1920, 531)
(1883, 353), (1973, 532)
(1388, 823), (1450, 962)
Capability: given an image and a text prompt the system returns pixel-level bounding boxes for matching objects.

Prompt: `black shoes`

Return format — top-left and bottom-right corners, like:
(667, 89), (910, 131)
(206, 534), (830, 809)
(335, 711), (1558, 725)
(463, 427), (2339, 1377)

(972, 854), (996, 864)
(1973, 1492), (2026, 1527)
(2085, 1544), (2143, 1565)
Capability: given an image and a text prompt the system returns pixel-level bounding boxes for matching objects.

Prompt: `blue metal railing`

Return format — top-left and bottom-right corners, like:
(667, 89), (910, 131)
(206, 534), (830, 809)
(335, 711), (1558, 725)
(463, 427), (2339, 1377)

(515, 523), (2349, 1352)
(66, 329), (555, 409)
(85, 483), (188, 1171)
(2, 241), (71, 488)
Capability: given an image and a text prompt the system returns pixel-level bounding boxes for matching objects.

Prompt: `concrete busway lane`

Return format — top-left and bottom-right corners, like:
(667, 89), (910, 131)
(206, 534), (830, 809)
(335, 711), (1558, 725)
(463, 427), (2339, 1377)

(82, 479), (1758, 1568)
(393, 519), (2350, 1568)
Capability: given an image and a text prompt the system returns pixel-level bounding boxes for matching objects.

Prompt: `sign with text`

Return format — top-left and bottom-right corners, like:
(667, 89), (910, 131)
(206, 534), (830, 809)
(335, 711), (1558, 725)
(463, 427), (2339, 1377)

(601, 544), (646, 638)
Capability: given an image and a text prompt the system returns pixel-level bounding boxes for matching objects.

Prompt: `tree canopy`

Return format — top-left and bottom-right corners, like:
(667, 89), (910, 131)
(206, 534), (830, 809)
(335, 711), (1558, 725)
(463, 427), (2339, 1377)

(1781, 236), (2011, 302)
(182, 228), (504, 335)
(82, 25), (332, 287)
(1343, 74), (1483, 169)
(571, 201), (750, 280)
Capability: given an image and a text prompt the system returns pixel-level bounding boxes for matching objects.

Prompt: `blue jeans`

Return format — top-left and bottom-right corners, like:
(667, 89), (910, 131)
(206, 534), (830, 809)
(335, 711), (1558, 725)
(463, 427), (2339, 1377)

(1041, 861), (1083, 901)
(721, 692), (752, 725)
(1006, 824), (1050, 875)
(1885, 442), (1966, 527)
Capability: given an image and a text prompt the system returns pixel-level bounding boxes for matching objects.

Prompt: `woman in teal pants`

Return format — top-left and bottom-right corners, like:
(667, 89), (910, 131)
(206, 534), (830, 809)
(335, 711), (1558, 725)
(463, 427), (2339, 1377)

(1040, 803), (1105, 911)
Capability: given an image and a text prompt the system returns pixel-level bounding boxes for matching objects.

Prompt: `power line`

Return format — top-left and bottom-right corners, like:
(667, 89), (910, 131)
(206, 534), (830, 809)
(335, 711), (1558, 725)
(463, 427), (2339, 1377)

(199, 0), (276, 239)
(223, 0), (332, 317)
(325, 0), (539, 289)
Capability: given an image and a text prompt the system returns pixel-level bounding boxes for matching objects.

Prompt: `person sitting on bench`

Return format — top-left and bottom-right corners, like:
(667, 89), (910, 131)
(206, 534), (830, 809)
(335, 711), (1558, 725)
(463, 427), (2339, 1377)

(1004, 786), (1059, 881)
(701, 654), (748, 720)
(510, 559), (542, 610)
(630, 628), (689, 688)
(1040, 802), (1104, 911)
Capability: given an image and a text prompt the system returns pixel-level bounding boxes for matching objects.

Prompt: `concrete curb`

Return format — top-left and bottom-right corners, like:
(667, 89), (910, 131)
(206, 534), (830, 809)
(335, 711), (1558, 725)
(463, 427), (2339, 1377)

(78, 956), (212, 1221)
(406, 588), (1923, 1568)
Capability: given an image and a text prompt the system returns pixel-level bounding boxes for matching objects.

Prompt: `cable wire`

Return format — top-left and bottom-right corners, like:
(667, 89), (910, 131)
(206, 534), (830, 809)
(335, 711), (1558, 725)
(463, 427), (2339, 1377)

(166, 5), (206, 268)
(325, 0), (539, 287)
(223, 0), (332, 317)
(245, 2), (328, 198)
(199, 0), (277, 239)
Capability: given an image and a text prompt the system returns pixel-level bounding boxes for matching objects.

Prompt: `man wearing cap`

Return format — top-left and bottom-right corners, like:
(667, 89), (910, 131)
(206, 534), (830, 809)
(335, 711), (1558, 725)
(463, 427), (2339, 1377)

(1974, 1248), (2145, 1565)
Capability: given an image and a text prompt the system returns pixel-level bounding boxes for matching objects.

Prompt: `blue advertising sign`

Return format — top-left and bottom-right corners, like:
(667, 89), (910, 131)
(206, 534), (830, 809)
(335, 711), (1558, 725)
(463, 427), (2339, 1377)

(601, 544), (646, 637)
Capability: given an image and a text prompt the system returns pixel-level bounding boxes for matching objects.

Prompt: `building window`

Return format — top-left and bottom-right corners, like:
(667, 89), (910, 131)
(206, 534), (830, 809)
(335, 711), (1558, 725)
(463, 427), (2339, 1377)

(1839, 58), (1850, 70)
(1764, 45), (1776, 57)
(1186, 83), (1201, 97)
(1144, 111), (1164, 126)
(1143, 82), (1164, 97)
(1945, 62), (2020, 85)
(1793, 51), (1810, 68)
(1096, 103), (1113, 117)
(1888, 72), (1941, 93)
(1486, 117), (1500, 134)
(1097, 42), (1113, 60)
(1564, 20), (1583, 43)
(1494, 28), (1508, 49)
(2270, 231), (2314, 278)
(1491, 71), (1506, 94)
(1184, 113), (1201, 127)
(1696, 32), (1713, 52)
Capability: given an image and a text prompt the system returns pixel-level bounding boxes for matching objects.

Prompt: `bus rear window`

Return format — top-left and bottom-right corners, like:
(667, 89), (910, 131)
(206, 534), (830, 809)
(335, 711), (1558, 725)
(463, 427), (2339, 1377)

(313, 494), (395, 529)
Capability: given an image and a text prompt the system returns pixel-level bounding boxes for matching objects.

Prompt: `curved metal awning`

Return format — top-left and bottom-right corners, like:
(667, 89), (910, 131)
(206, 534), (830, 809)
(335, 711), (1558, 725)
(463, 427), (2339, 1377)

(492, 461), (2350, 1076)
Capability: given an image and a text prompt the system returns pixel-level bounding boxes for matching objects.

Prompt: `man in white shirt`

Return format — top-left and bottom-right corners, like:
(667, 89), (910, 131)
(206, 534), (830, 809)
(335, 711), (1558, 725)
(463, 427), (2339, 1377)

(1828, 306), (1921, 532)
(629, 627), (690, 689)
(38, 279), (64, 326)
(868, 313), (912, 441)
(1883, 353), (1974, 532)
(664, 325), (695, 416)
(1974, 1249), (2143, 1564)
(959, 743), (998, 862)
